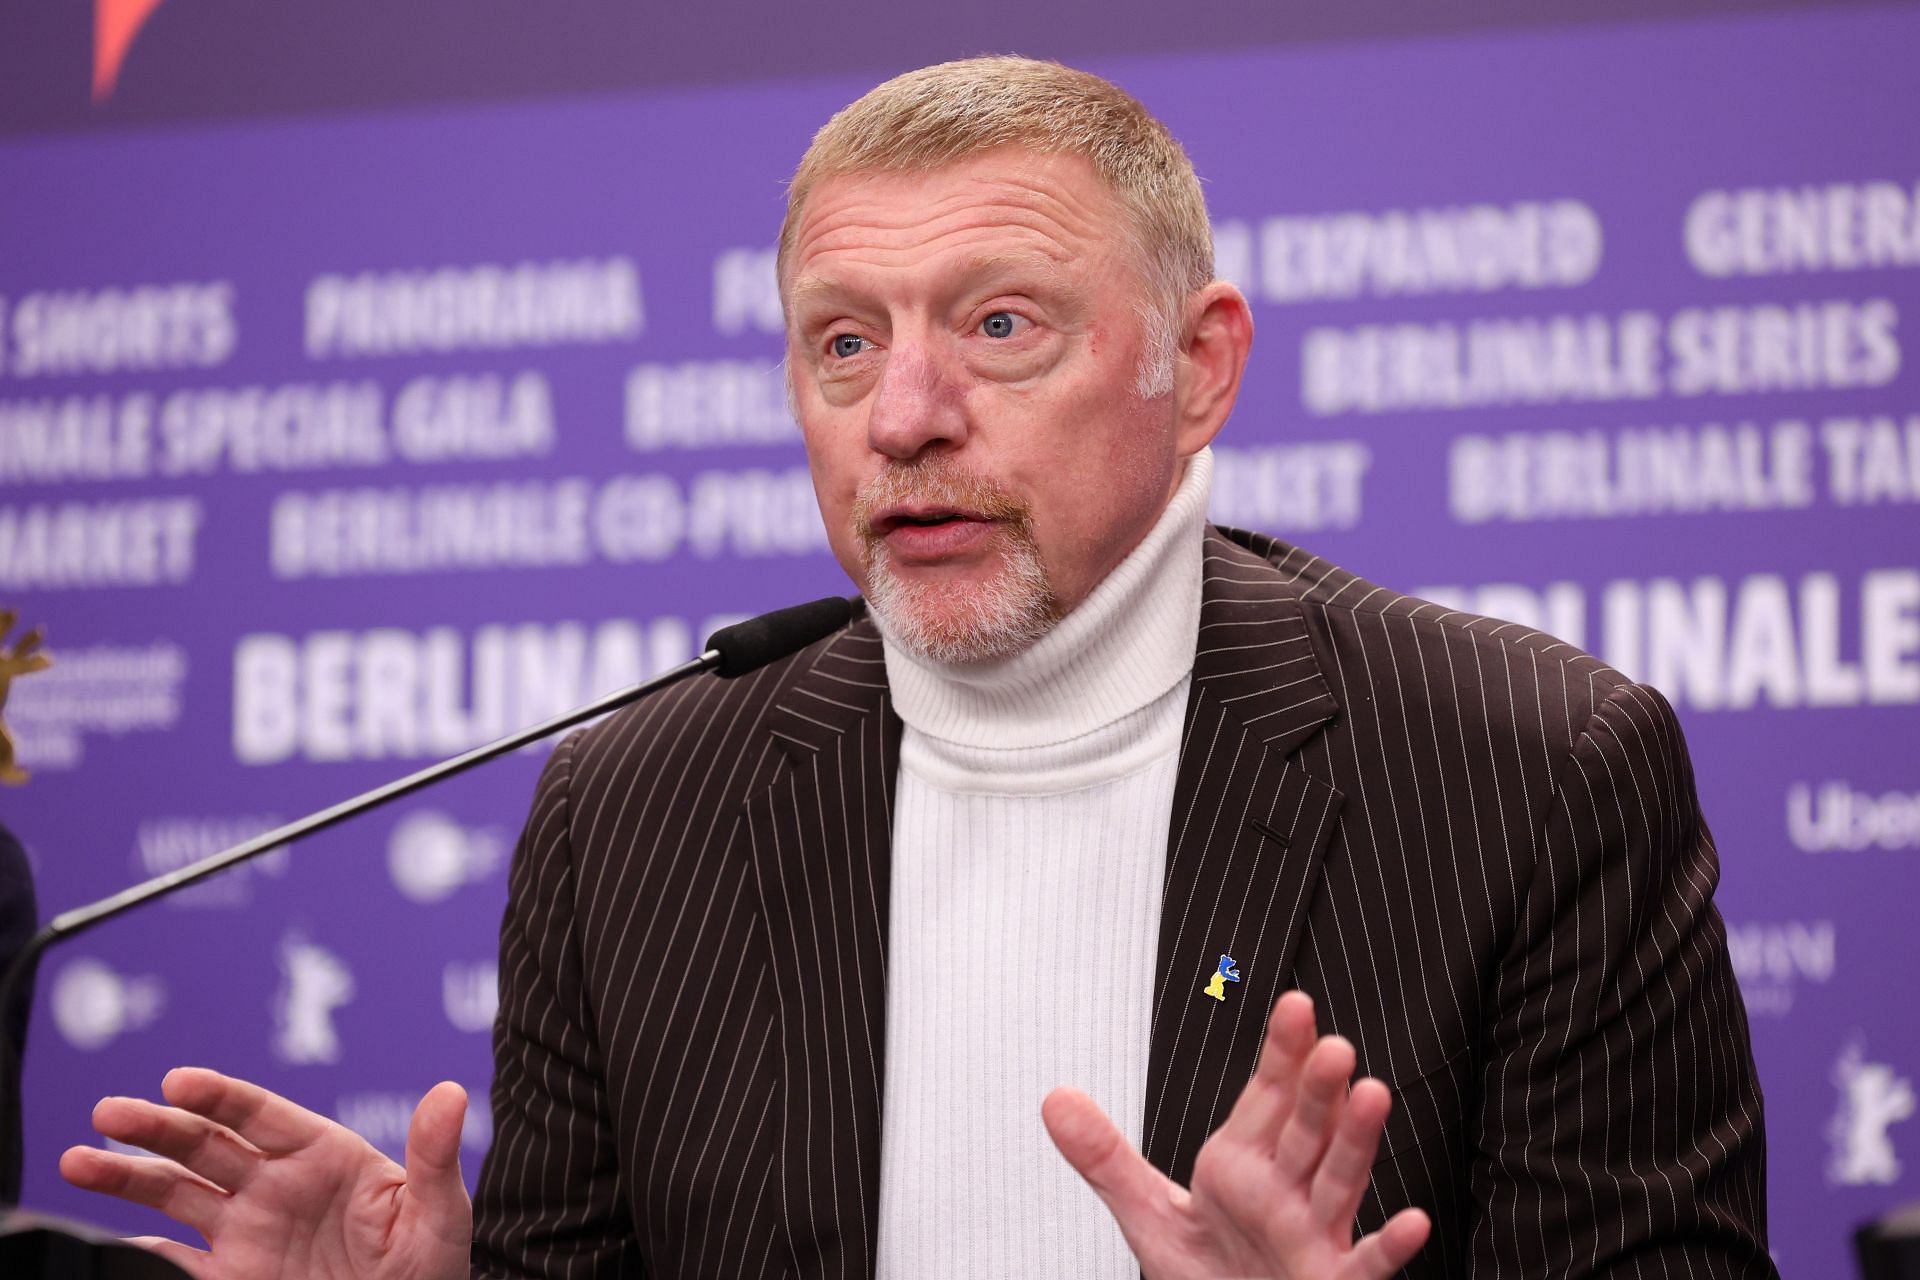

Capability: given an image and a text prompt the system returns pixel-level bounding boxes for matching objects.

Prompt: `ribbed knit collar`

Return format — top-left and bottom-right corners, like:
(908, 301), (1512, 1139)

(879, 448), (1211, 751)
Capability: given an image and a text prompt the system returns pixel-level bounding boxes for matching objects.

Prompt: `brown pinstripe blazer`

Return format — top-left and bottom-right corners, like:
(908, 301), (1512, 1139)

(471, 528), (1776, 1279)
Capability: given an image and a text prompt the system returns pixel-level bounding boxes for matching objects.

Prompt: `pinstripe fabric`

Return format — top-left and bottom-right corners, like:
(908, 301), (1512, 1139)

(472, 527), (1774, 1279)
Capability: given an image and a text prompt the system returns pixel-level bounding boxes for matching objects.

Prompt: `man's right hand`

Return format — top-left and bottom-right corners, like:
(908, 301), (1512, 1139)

(59, 1067), (471, 1280)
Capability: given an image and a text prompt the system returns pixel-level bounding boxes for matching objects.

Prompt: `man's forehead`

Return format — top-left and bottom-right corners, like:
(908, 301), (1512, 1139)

(793, 146), (1109, 226)
(786, 248), (1078, 312)
(782, 151), (1122, 304)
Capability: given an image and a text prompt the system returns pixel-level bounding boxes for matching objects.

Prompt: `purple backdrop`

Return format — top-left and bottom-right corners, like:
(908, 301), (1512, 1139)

(2, 6), (1917, 1276)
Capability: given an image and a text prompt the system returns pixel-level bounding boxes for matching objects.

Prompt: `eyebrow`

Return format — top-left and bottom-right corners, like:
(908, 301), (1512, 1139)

(786, 250), (1078, 320)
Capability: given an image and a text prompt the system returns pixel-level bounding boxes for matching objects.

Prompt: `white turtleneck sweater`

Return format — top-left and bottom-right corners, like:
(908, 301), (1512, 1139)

(872, 450), (1212, 1280)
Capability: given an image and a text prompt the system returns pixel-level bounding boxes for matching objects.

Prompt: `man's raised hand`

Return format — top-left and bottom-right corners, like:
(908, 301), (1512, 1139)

(59, 1068), (471, 1280)
(1043, 991), (1430, 1280)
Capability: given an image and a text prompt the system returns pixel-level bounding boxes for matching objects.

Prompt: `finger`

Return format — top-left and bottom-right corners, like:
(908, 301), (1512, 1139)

(1041, 1087), (1181, 1231)
(1220, 990), (1318, 1148)
(1272, 1035), (1355, 1183)
(1307, 1076), (1392, 1229)
(59, 1146), (227, 1235)
(404, 1082), (473, 1245)
(90, 1095), (264, 1192)
(1347, 1207), (1432, 1278)
(126, 1235), (213, 1277)
(162, 1067), (329, 1156)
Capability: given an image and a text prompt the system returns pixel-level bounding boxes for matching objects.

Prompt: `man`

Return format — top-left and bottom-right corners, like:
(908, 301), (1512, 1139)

(0, 613), (50, 1205)
(61, 57), (1774, 1278)
(0, 820), (37, 1206)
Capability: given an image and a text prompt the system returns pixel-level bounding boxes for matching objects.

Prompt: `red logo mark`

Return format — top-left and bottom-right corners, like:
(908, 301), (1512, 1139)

(95, 0), (169, 101)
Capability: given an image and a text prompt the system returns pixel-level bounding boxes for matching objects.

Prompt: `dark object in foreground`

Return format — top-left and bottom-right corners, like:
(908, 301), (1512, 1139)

(0, 1209), (192, 1278)
(1858, 1203), (1920, 1279)
(0, 821), (34, 1205)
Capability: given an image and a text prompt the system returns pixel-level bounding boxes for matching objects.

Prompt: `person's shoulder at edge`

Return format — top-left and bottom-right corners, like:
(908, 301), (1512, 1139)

(0, 822), (33, 951)
(1207, 522), (1650, 762)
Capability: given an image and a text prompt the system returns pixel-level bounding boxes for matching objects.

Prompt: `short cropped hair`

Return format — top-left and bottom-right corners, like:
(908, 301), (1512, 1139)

(778, 56), (1215, 395)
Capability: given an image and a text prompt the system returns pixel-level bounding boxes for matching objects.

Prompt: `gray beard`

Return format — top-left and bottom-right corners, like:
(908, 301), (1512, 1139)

(862, 534), (1058, 665)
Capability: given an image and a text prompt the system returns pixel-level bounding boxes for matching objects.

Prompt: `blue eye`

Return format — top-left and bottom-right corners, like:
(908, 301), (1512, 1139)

(981, 311), (1018, 339)
(830, 333), (867, 358)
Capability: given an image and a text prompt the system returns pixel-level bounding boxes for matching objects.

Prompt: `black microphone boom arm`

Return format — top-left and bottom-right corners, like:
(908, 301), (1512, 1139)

(0, 595), (853, 1049)
(45, 651), (717, 949)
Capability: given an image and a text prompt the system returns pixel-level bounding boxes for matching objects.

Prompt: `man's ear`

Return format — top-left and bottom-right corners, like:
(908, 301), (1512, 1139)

(1173, 282), (1254, 455)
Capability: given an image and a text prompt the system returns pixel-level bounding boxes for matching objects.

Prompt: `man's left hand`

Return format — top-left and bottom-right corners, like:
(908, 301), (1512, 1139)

(1043, 991), (1430, 1280)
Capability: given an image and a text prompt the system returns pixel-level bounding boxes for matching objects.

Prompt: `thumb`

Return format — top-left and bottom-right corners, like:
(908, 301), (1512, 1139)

(404, 1081), (472, 1233)
(1041, 1086), (1173, 1228)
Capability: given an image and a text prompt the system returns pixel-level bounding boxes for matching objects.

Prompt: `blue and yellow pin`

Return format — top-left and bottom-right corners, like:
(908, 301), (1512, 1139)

(1202, 954), (1241, 1002)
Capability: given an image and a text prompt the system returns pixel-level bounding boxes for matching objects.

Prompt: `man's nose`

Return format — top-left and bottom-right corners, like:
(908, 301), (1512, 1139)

(866, 340), (967, 460)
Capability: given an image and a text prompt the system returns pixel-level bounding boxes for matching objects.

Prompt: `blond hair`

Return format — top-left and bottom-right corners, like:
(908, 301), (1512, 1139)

(778, 56), (1214, 396)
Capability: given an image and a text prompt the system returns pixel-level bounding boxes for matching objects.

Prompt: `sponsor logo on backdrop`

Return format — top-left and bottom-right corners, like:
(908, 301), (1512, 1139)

(135, 814), (290, 908)
(443, 960), (498, 1032)
(271, 934), (354, 1065)
(1829, 1039), (1915, 1187)
(1789, 782), (1920, 853)
(3, 642), (184, 771)
(51, 957), (164, 1051)
(388, 811), (504, 904)
(1724, 920), (1834, 1017)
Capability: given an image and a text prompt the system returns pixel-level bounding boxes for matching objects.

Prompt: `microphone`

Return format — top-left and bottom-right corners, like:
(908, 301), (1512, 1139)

(707, 595), (853, 677)
(0, 594), (853, 1196)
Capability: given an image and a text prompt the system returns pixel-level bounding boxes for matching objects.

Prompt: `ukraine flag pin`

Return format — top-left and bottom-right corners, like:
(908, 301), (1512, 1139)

(1202, 954), (1241, 1002)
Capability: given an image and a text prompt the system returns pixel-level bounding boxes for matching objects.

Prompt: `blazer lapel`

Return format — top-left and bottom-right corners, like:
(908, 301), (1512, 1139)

(742, 614), (898, 1280)
(736, 533), (1346, 1267)
(1141, 530), (1347, 1188)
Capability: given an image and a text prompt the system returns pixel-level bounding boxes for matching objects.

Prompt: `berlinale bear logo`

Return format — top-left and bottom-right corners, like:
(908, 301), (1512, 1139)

(1828, 1039), (1916, 1186)
(94, 0), (169, 101)
(272, 934), (356, 1065)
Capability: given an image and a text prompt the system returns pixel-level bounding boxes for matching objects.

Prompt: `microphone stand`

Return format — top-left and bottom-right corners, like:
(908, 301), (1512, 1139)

(0, 592), (853, 1208)
(0, 646), (719, 1019)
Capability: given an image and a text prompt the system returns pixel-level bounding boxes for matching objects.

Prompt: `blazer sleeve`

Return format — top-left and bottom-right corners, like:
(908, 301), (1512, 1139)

(472, 732), (644, 1277)
(0, 821), (36, 1207)
(1467, 681), (1777, 1277)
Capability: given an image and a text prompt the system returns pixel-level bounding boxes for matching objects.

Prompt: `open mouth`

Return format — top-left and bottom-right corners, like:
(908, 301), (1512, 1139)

(875, 509), (983, 533)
